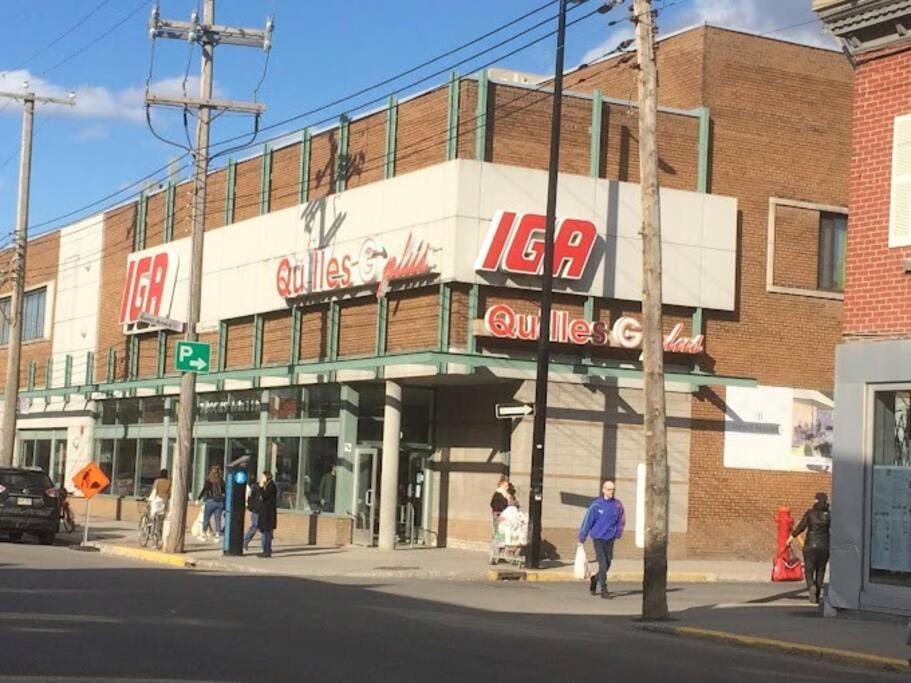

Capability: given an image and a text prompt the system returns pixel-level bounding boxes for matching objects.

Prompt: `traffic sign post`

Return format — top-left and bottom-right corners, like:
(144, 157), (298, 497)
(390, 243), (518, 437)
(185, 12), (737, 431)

(495, 403), (535, 420)
(72, 462), (111, 547)
(175, 341), (211, 373)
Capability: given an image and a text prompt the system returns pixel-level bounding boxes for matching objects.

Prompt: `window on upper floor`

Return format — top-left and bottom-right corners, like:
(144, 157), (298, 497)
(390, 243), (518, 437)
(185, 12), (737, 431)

(818, 212), (847, 292)
(0, 287), (47, 345)
(889, 113), (911, 248)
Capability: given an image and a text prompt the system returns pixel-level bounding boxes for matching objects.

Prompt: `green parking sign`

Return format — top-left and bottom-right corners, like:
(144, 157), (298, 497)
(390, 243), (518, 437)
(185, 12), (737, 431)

(175, 341), (211, 373)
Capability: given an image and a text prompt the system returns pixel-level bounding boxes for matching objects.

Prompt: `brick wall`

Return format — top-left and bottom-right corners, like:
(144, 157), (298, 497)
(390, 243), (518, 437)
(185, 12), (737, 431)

(0, 232), (59, 391)
(386, 289), (439, 352)
(842, 47), (911, 338)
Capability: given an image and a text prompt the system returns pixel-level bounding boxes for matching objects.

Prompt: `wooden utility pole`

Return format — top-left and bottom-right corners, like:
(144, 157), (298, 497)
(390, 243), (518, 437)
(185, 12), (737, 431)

(634, 0), (670, 621)
(147, 0), (270, 553)
(0, 90), (74, 467)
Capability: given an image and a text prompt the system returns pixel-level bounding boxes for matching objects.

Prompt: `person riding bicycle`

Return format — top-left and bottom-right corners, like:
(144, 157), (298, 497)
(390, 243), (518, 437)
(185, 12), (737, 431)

(148, 469), (170, 519)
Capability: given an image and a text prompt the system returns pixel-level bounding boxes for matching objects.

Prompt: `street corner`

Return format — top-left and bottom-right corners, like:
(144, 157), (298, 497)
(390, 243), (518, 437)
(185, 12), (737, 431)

(90, 542), (197, 569)
(638, 624), (911, 674)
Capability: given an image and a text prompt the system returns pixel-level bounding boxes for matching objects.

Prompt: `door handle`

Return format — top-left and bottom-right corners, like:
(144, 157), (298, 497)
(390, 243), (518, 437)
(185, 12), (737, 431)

(365, 489), (374, 507)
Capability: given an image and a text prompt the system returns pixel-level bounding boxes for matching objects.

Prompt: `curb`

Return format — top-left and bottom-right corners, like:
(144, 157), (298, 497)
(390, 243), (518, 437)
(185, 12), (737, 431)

(639, 624), (910, 673)
(488, 570), (718, 583)
(90, 543), (197, 569)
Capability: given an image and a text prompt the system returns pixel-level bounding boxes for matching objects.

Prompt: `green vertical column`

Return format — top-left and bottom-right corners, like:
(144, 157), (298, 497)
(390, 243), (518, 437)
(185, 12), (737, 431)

(128, 336), (138, 381)
(161, 398), (172, 470)
(446, 71), (460, 161)
(375, 298), (388, 380)
(327, 302), (340, 383)
(27, 360), (36, 391)
(84, 351), (94, 397)
(475, 70), (489, 161)
(290, 306), (301, 364)
(156, 331), (166, 393)
(298, 129), (311, 204)
(691, 307), (704, 374)
(135, 191), (147, 250)
(697, 107), (710, 193)
(45, 358), (53, 390)
(216, 321), (227, 391)
(437, 283), (451, 374)
(467, 284), (479, 354)
(225, 159), (236, 225)
(336, 115), (349, 194)
(64, 355), (72, 388)
(385, 95), (398, 178)
(252, 314), (264, 388)
(257, 389), (268, 476)
(260, 144), (272, 215)
(106, 348), (115, 383)
(336, 384), (359, 520)
(589, 90), (603, 178)
(164, 182), (175, 242)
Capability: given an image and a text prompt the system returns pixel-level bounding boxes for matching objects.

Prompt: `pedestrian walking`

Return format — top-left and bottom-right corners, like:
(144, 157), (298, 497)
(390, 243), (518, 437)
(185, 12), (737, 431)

(243, 479), (262, 551)
(257, 471), (278, 558)
(578, 480), (625, 599)
(196, 466), (226, 542)
(319, 464), (337, 512)
(792, 491), (831, 604)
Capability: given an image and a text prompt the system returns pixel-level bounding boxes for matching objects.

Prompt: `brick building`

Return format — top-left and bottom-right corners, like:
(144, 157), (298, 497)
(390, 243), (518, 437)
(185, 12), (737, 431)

(1, 25), (852, 560)
(815, 0), (911, 614)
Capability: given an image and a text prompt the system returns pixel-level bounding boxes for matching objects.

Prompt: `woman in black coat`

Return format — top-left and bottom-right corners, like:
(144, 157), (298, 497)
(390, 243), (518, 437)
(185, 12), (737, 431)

(256, 471), (278, 558)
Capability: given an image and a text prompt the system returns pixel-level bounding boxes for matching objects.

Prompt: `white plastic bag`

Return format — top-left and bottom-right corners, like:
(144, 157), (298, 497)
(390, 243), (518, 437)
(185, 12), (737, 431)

(190, 509), (204, 537)
(573, 544), (590, 580)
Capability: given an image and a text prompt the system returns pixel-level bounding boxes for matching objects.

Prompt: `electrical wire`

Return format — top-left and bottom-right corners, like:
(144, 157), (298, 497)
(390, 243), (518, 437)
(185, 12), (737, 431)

(17, 0), (562, 235)
(10, 0), (114, 73)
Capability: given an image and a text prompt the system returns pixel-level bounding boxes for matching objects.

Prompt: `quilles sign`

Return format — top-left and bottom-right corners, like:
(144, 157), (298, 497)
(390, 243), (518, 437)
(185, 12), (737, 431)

(482, 303), (704, 354)
(275, 233), (435, 300)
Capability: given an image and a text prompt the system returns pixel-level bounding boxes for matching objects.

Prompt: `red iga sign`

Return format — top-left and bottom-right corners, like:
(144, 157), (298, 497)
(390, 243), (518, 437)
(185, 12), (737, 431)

(119, 250), (179, 326)
(276, 233), (434, 300)
(483, 304), (704, 354)
(475, 210), (598, 280)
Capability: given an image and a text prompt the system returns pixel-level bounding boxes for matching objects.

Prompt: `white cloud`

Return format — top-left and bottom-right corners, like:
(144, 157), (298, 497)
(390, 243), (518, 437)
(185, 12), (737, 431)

(0, 70), (223, 123)
(577, 0), (837, 67)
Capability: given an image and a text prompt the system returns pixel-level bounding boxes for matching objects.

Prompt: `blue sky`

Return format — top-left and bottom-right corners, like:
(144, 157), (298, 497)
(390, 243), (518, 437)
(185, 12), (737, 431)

(0, 0), (833, 241)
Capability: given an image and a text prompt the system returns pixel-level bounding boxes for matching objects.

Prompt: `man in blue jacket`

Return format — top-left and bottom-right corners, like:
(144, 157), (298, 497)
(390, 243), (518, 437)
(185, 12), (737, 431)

(578, 480), (625, 599)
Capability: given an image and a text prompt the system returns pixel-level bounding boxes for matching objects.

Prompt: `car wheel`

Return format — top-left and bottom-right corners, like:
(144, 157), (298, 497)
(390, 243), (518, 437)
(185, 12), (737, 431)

(38, 532), (55, 546)
(8, 532), (23, 542)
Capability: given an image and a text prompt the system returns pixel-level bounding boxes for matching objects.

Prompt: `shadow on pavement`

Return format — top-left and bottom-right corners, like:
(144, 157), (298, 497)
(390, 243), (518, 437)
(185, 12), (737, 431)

(0, 562), (904, 683)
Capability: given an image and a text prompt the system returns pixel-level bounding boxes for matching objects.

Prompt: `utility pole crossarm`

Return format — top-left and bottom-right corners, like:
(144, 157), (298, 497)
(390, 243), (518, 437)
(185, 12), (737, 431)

(151, 20), (272, 48)
(0, 92), (75, 107)
(145, 93), (265, 114)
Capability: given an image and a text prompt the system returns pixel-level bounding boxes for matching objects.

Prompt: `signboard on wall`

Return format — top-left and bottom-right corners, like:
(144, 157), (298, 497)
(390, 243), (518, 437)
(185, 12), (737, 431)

(871, 466), (911, 573)
(723, 385), (833, 473)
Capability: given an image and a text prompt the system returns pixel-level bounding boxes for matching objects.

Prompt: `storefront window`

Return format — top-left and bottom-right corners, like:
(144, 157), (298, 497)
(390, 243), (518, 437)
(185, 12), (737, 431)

(870, 390), (911, 586)
(197, 391), (261, 422)
(33, 440), (51, 474)
(268, 388), (301, 420)
(53, 439), (67, 486)
(305, 384), (340, 418)
(357, 385), (433, 445)
(118, 400), (140, 426)
(357, 384), (384, 442)
(138, 439), (162, 497)
(97, 439), (113, 494)
(197, 394), (228, 422)
(305, 437), (339, 513)
(18, 440), (34, 469)
(268, 437), (301, 510)
(114, 440), (137, 497)
(100, 400), (118, 425)
(196, 438), (226, 496)
(140, 397), (167, 424)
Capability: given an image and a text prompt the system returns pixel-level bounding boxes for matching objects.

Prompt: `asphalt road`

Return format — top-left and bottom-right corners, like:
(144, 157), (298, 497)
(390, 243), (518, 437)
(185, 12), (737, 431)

(0, 539), (905, 683)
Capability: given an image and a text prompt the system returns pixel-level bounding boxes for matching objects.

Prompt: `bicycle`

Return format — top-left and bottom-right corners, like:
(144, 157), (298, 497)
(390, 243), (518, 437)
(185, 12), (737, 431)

(137, 500), (165, 550)
(58, 488), (76, 534)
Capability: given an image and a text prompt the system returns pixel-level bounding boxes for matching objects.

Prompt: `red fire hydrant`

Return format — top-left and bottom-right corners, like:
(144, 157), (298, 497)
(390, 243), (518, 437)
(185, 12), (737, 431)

(771, 506), (804, 582)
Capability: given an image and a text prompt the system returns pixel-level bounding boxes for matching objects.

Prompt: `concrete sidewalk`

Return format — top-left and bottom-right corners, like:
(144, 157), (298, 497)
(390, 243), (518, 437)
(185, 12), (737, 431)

(76, 520), (771, 582)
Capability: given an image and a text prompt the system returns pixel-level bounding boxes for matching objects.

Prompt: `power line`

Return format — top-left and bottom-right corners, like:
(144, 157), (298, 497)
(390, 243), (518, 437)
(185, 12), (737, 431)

(17, 0), (565, 234)
(9, 0), (114, 73)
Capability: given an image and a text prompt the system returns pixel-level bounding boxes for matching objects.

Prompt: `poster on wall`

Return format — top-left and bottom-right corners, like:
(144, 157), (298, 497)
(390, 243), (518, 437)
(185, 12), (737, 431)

(723, 385), (833, 473)
(871, 466), (911, 573)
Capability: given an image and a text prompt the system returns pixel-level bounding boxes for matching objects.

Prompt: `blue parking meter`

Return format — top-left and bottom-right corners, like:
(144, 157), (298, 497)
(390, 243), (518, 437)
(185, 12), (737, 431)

(224, 457), (250, 556)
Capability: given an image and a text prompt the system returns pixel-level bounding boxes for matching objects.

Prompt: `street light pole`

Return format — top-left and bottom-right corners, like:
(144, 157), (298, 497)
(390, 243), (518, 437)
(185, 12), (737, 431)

(527, 0), (570, 570)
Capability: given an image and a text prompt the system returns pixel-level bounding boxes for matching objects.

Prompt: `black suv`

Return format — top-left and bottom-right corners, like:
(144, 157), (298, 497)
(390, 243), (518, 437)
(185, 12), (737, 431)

(0, 467), (60, 544)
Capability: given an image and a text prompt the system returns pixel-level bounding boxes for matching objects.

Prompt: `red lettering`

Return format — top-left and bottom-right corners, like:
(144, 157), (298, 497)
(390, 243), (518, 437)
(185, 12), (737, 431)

(339, 255), (352, 288)
(476, 211), (516, 272)
(554, 219), (597, 280)
(590, 321), (608, 346)
(515, 313), (538, 340)
(569, 318), (592, 345)
(503, 214), (546, 274)
(146, 253), (168, 315)
(276, 257), (291, 297)
(326, 257), (342, 288)
(484, 304), (514, 338)
(120, 259), (136, 323)
(128, 256), (152, 322)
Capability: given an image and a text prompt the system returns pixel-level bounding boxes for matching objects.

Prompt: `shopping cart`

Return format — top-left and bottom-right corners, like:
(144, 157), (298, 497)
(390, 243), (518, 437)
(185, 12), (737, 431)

(488, 510), (527, 567)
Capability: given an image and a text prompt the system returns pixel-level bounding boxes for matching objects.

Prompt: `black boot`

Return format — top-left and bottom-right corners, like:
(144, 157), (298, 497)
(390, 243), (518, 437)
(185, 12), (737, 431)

(589, 576), (598, 595)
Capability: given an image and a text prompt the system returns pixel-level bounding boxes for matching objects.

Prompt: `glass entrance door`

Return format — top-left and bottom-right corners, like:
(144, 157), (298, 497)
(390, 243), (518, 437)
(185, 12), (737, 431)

(352, 447), (378, 547)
